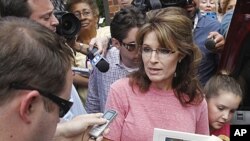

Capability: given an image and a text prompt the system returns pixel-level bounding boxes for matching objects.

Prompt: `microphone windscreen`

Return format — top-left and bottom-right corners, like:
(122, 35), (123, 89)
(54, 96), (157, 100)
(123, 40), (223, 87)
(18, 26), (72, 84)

(87, 47), (98, 60)
(96, 59), (110, 72)
(205, 38), (216, 51)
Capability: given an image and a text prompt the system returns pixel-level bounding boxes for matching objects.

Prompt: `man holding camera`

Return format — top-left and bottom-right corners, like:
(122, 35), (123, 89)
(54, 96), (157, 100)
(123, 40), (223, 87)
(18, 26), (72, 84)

(0, 0), (108, 140)
(1, 0), (89, 120)
(0, 0), (108, 119)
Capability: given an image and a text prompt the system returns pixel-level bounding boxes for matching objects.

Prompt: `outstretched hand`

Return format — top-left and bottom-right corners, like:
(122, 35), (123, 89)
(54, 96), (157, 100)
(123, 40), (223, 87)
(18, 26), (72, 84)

(54, 113), (108, 141)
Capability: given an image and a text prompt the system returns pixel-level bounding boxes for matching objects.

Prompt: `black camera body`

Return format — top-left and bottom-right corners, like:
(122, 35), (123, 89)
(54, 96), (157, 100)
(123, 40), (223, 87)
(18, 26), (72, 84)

(54, 11), (81, 39)
(132, 0), (193, 12)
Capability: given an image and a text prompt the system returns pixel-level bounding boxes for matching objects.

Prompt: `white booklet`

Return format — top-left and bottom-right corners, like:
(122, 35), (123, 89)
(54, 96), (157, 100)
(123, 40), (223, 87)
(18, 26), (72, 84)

(153, 128), (222, 141)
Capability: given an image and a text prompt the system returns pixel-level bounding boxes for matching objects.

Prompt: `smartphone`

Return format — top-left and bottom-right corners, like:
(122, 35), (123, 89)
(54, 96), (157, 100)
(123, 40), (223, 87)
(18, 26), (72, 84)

(89, 109), (117, 139)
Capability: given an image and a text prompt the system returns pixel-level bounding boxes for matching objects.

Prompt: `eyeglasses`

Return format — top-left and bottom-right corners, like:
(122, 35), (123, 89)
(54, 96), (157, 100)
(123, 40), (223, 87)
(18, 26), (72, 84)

(10, 83), (73, 118)
(73, 10), (92, 19)
(121, 42), (137, 52)
(141, 46), (175, 58)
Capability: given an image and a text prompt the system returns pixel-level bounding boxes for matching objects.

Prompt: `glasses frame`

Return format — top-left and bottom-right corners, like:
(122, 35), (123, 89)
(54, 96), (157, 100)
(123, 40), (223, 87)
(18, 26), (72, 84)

(141, 46), (175, 58)
(10, 83), (73, 118)
(120, 41), (137, 52)
(73, 10), (92, 19)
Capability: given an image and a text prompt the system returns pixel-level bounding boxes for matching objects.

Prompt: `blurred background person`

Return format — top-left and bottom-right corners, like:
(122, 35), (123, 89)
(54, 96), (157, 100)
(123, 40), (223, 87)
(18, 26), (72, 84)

(204, 72), (243, 141)
(104, 7), (209, 141)
(183, 0), (224, 86)
(218, 0), (237, 37)
(67, 0), (111, 105)
(66, 0), (105, 105)
(218, 0), (236, 16)
(198, 0), (218, 20)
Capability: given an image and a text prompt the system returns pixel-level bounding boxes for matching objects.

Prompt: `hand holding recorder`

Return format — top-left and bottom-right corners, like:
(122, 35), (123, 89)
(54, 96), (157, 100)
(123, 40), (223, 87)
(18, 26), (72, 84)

(54, 113), (108, 141)
(89, 110), (117, 139)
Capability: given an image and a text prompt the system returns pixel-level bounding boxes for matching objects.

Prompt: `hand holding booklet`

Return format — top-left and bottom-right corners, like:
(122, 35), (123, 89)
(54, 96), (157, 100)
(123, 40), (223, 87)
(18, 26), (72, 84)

(153, 128), (222, 141)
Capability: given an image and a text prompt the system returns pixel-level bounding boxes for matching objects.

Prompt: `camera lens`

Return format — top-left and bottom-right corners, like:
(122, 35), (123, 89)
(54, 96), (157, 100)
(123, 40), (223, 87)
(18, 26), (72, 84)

(55, 11), (81, 39)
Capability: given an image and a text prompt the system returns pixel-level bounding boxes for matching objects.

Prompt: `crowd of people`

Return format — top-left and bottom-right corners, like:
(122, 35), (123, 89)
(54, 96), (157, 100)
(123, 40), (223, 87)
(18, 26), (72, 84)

(0, 0), (242, 141)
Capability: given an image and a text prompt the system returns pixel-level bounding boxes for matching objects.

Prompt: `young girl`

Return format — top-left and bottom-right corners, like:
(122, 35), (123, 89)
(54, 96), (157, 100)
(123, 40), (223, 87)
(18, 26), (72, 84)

(204, 73), (243, 141)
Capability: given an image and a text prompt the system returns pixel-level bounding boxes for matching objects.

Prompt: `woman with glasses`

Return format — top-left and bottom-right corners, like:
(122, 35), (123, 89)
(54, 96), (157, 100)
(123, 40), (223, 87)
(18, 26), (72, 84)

(104, 7), (209, 141)
(66, 0), (109, 105)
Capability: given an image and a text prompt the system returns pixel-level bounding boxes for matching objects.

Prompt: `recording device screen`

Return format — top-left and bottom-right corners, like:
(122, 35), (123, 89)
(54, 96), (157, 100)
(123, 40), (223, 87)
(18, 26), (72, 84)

(89, 110), (117, 138)
(104, 110), (116, 120)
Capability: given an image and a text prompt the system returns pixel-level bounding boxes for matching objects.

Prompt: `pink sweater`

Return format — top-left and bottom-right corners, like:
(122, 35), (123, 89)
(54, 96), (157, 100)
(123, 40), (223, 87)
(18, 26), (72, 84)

(105, 78), (209, 141)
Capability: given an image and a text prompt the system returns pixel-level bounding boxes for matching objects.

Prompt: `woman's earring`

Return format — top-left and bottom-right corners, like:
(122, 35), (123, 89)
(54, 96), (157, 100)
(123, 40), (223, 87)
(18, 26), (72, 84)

(178, 59), (182, 63)
(174, 72), (177, 77)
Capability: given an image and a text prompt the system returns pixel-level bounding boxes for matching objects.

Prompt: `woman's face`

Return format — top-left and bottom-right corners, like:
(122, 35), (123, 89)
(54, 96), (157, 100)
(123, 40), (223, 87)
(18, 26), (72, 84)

(199, 0), (217, 13)
(225, 0), (236, 12)
(142, 31), (182, 90)
(207, 90), (242, 130)
(70, 2), (98, 31)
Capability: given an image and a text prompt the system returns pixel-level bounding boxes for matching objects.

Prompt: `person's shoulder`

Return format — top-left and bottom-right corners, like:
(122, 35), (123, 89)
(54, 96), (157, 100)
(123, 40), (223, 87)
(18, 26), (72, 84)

(96, 26), (111, 38)
(221, 10), (234, 23)
(106, 47), (120, 60)
(111, 77), (130, 87)
(203, 16), (220, 25)
(198, 14), (220, 28)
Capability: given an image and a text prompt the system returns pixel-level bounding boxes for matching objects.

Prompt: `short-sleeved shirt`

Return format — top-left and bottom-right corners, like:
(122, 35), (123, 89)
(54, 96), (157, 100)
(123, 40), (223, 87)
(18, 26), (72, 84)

(104, 78), (209, 141)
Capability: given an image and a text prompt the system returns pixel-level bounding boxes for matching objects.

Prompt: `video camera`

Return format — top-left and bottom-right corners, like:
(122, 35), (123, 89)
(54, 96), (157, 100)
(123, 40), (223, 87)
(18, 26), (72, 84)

(54, 11), (81, 39)
(132, 0), (193, 12)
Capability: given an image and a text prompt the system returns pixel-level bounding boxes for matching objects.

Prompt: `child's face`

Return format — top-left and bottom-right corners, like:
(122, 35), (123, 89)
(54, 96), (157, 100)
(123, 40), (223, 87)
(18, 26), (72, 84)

(207, 90), (242, 130)
(199, 0), (217, 13)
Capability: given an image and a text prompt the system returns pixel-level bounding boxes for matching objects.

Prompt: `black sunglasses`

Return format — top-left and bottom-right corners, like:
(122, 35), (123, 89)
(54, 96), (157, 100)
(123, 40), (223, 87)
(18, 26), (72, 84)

(10, 83), (73, 118)
(121, 42), (137, 52)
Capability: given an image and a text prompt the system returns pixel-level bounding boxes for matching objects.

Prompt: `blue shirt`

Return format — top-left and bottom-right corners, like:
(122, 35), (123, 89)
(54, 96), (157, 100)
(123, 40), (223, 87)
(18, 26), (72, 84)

(193, 13), (221, 86)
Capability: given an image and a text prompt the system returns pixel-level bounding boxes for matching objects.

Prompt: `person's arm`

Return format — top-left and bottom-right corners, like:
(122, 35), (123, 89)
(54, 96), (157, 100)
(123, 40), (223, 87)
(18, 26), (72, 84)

(73, 42), (89, 55)
(73, 74), (88, 87)
(67, 36), (110, 56)
(54, 113), (108, 141)
(89, 36), (110, 56)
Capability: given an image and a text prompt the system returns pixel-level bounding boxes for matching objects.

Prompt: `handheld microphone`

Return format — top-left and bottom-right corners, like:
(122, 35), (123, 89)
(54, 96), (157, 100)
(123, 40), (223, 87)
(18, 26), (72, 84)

(205, 38), (216, 52)
(87, 48), (109, 72)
